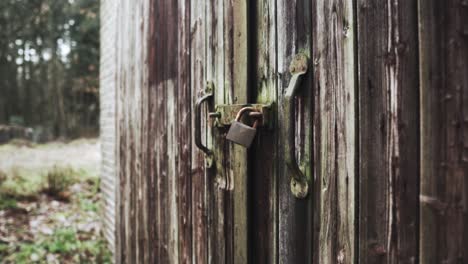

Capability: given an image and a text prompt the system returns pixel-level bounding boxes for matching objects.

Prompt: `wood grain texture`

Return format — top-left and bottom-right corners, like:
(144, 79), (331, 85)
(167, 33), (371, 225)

(115, 0), (196, 262)
(277, 0), (314, 263)
(311, 0), (357, 263)
(357, 0), (419, 263)
(177, 0), (192, 262)
(419, 1), (468, 263)
(204, 0), (249, 263)
(108, 0), (468, 263)
(250, 0), (277, 263)
(190, 0), (209, 263)
(115, 1), (148, 262)
(207, 0), (229, 262)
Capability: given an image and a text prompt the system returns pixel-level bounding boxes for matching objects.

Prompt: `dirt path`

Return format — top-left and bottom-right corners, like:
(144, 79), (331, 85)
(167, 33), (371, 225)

(0, 139), (100, 175)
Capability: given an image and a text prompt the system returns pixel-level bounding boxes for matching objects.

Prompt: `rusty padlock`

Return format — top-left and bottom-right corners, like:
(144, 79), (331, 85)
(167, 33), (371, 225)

(226, 107), (261, 148)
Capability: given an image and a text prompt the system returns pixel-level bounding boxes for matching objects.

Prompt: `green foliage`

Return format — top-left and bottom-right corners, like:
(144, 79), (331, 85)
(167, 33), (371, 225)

(0, 167), (43, 199)
(0, 196), (18, 210)
(79, 197), (98, 212)
(0, 0), (100, 139)
(43, 166), (77, 197)
(46, 228), (79, 253)
(0, 166), (79, 200)
(0, 243), (9, 259)
(2, 229), (112, 263)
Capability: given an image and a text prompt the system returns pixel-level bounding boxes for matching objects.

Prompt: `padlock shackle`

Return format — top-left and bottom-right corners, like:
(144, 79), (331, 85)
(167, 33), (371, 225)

(235, 107), (257, 121)
(235, 107), (262, 128)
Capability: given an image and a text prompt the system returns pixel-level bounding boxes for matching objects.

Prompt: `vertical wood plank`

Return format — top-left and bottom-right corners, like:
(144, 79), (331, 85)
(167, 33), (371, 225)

(311, 0), (357, 263)
(190, 0), (209, 263)
(209, 0), (249, 263)
(251, 0), (278, 262)
(115, 0), (194, 262)
(231, 1), (249, 262)
(357, 0), (419, 263)
(277, 0), (314, 263)
(207, 0), (227, 262)
(419, 1), (468, 263)
(139, 2), (151, 263)
(177, 0), (192, 262)
(147, 2), (159, 262)
(115, 0), (153, 262)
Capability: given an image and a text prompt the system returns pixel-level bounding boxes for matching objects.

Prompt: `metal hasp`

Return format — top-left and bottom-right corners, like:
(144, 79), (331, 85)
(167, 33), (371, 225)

(195, 82), (214, 167)
(284, 53), (309, 198)
(210, 104), (272, 128)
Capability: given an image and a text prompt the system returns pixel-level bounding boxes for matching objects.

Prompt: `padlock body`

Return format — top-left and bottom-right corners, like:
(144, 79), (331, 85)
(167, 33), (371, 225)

(226, 121), (257, 147)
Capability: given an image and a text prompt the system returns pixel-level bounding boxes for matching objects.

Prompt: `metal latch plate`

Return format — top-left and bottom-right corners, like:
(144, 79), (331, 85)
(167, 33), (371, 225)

(211, 104), (272, 128)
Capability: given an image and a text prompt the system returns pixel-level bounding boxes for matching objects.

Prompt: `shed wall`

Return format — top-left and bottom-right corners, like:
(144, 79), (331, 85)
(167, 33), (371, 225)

(99, 0), (117, 258)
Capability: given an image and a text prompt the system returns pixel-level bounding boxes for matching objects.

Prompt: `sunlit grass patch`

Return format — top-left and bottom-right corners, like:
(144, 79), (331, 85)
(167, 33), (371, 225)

(0, 167), (43, 200)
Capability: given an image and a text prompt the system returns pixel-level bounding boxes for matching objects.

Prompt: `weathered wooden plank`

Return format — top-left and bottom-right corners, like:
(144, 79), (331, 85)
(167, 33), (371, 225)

(190, 0), (208, 263)
(138, 2), (151, 263)
(206, 0), (227, 262)
(251, 0), (277, 262)
(115, 0), (196, 262)
(147, 2), (159, 263)
(357, 0), (419, 263)
(231, 1), (249, 263)
(176, 0), (192, 263)
(164, 0), (181, 262)
(154, 0), (169, 261)
(277, 0), (314, 263)
(311, 0), (357, 263)
(115, 1), (152, 263)
(419, 1), (468, 263)
(206, 0), (249, 263)
(174, 0), (196, 263)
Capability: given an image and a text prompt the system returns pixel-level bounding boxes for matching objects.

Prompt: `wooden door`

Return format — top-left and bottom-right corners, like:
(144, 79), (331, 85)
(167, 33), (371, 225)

(110, 0), (468, 263)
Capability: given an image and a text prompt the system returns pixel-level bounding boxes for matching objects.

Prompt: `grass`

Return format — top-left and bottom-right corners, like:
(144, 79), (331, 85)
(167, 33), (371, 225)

(1, 228), (112, 263)
(0, 166), (97, 201)
(0, 196), (18, 210)
(0, 171), (111, 263)
(0, 163), (100, 205)
(0, 139), (109, 263)
(43, 166), (78, 198)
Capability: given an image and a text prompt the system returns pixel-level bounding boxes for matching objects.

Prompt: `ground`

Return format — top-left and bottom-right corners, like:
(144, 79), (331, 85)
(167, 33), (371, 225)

(0, 139), (111, 263)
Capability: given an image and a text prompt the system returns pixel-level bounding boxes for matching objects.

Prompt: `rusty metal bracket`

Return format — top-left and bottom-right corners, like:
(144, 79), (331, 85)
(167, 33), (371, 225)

(209, 103), (272, 128)
(284, 53), (309, 198)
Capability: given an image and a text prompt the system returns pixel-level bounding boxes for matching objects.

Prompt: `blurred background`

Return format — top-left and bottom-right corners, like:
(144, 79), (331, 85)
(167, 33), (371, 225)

(0, 0), (109, 263)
